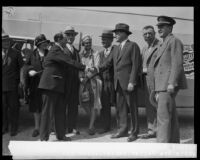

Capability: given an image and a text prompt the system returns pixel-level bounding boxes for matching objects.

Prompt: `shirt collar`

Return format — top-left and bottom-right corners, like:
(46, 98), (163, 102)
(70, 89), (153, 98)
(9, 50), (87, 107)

(55, 42), (64, 51)
(120, 39), (128, 49)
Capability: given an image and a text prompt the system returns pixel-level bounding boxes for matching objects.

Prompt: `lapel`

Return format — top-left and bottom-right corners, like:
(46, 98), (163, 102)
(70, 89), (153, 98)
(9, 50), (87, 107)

(153, 34), (173, 66)
(146, 39), (159, 64)
(117, 40), (129, 64)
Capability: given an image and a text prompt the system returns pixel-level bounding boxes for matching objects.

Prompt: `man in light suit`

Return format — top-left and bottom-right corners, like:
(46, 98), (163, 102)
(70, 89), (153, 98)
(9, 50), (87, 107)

(97, 23), (141, 142)
(154, 16), (187, 143)
(38, 33), (85, 141)
(140, 25), (161, 139)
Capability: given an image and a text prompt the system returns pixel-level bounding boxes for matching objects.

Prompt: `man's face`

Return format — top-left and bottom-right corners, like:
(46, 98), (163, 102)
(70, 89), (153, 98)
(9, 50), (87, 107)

(115, 31), (127, 43)
(64, 33), (75, 45)
(38, 42), (49, 50)
(143, 28), (155, 44)
(157, 24), (172, 38)
(84, 39), (92, 50)
(101, 37), (113, 48)
(2, 38), (10, 50)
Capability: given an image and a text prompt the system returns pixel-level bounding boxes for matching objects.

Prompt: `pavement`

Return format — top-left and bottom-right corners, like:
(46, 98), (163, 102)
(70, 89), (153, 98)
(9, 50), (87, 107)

(2, 100), (194, 156)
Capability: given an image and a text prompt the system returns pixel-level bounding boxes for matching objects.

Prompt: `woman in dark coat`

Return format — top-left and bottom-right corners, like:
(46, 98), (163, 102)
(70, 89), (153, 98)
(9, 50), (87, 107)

(24, 34), (50, 137)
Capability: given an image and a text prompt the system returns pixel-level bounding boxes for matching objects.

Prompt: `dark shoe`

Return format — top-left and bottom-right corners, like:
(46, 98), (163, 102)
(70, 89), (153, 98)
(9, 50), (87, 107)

(10, 131), (18, 137)
(127, 135), (138, 142)
(88, 128), (96, 135)
(57, 136), (71, 141)
(140, 133), (156, 139)
(110, 132), (128, 139)
(40, 137), (49, 141)
(98, 128), (110, 134)
(32, 129), (40, 137)
(2, 128), (8, 135)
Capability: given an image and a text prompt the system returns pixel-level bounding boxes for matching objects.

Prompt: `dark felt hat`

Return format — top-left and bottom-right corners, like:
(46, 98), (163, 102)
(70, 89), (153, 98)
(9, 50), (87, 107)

(34, 34), (50, 47)
(99, 30), (114, 38)
(156, 15), (176, 26)
(112, 23), (132, 35)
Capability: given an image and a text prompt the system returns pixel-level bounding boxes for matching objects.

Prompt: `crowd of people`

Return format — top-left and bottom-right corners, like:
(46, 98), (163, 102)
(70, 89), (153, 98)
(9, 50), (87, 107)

(2, 15), (187, 143)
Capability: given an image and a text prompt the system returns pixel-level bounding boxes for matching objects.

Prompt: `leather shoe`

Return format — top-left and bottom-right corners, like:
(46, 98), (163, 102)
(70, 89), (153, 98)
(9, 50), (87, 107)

(98, 128), (110, 134)
(57, 136), (71, 141)
(10, 131), (18, 137)
(127, 135), (138, 142)
(32, 129), (40, 137)
(88, 128), (96, 135)
(140, 133), (156, 139)
(110, 132), (127, 139)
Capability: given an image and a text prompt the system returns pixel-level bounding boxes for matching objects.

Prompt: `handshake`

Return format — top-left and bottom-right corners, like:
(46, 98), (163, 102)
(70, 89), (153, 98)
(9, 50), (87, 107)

(85, 67), (98, 79)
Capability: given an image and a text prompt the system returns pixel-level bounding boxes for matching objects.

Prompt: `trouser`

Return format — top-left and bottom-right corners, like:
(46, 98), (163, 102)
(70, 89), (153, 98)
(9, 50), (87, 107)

(40, 90), (66, 140)
(67, 102), (78, 131)
(100, 85), (112, 130)
(2, 90), (20, 132)
(116, 82), (139, 136)
(157, 90), (180, 143)
(143, 75), (157, 134)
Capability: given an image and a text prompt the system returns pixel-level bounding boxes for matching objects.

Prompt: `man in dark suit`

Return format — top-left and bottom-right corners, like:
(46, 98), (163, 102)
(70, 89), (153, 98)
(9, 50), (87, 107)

(96, 23), (141, 142)
(98, 30), (116, 134)
(38, 33), (85, 141)
(2, 32), (24, 136)
(140, 25), (161, 139)
(154, 16), (187, 143)
(63, 26), (81, 135)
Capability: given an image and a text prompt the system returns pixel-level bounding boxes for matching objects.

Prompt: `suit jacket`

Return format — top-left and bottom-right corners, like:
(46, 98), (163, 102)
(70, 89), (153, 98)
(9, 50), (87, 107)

(141, 38), (161, 90)
(38, 44), (85, 94)
(99, 40), (141, 91)
(153, 33), (187, 91)
(2, 48), (24, 91)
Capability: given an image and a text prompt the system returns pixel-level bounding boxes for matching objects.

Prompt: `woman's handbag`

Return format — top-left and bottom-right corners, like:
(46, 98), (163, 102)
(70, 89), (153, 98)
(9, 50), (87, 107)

(80, 81), (90, 102)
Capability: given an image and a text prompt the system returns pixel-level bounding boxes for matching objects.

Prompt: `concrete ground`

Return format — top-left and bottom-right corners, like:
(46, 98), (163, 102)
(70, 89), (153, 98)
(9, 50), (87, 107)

(2, 101), (194, 156)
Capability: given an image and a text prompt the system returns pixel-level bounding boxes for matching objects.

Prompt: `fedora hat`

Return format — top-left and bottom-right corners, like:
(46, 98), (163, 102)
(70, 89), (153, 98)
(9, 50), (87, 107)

(2, 32), (10, 40)
(99, 29), (114, 38)
(64, 26), (78, 36)
(34, 34), (50, 47)
(156, 15), (176, 26)
(112, 23), (132, 35)
(149, 90), (158, 108)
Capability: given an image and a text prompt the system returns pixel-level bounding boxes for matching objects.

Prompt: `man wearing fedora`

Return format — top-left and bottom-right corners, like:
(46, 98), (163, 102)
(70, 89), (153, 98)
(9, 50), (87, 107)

(2, 32), (24, 136)
(38, 32), (85, 141)
(98, 30), (116, 134)
(96, 23), (141, 142)
(140, 25), (161, 139)
(63, 26), (82, 135)
(154, 16), (187, 143)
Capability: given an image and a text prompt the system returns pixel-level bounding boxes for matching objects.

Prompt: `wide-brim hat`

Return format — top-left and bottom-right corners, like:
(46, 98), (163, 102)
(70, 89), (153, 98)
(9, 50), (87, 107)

(34, 34), (50, 47)
(112, 23), (132, 35)
(156, 15), (176, 26)
(64, 26), (78, 36)
(99, 29), (115, 38)
(149, 90), (158, 108)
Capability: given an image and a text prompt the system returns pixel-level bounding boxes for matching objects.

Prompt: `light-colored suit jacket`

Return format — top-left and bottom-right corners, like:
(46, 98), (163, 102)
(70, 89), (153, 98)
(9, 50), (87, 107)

(141, 38), (161, 90)
(99, 40), (141, 91)
(153, 33), (187, 91)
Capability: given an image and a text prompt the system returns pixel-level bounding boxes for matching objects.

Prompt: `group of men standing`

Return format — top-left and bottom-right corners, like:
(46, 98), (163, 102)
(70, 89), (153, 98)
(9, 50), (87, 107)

(2, 15), (187, 143)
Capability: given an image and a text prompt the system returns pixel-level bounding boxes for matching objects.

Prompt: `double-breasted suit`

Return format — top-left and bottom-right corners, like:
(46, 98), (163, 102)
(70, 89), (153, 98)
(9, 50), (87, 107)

(38, 44), (85, 140)
(99, 46), (116, 130)
(141, 38), (161, 135)
(153, 33), (187, 143)
(99, 40), (141, 136)
(2, 47), (23, 133)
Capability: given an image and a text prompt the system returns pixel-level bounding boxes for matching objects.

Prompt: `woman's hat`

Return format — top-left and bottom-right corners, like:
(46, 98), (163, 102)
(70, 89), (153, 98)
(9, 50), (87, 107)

(82, 34), (92, 43)
(34, 34), (50, 47)
(112, 23), (132, 35)
(64, 26), (78, 36)
(99, 30), (114, 38)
